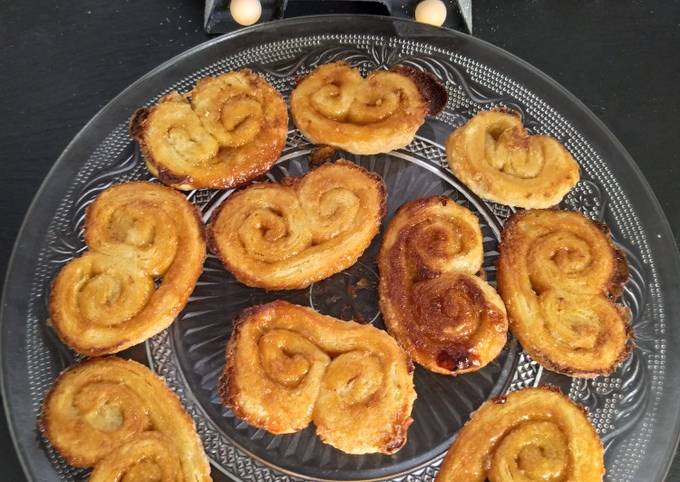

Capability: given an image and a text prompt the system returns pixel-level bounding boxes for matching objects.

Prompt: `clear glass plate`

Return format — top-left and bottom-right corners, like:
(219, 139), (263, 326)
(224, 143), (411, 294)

(2, 15), (679, 482)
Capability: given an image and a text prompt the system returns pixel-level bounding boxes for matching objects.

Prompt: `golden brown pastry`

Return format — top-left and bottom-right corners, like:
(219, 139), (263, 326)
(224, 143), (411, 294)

(130, 69), (288, 190)
(290, 62), (446, 155)
(208, 160), (386, 290)
(446, 110), (580, 208)
(378, 196), (508, 375)
(436, 387), (604, 482)
(41, 357), (211, 481)
(497, 209), (631, 377)
(220, 300), (416, 455)
(50, 182), (206, 356)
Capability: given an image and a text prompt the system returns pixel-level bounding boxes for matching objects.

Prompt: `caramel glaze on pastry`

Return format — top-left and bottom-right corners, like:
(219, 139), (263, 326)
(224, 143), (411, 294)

(130, 69), (288, 190)
(219, 300), (416, 455)
(497, 209), (632, 377)
(41, 357), (211, 481)
(208, 160), (386, 290)
(290, 62), (447, 155)
(50, 182), (206, 356)
(436, 386), (604, 482)
(378, 196), (508, 375)
(446, 109), (580, 208)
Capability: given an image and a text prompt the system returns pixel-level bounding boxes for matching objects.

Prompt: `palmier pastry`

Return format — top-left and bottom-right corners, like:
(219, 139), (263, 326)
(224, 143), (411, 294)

(446, 110), (580, 208)
(50, 182), (205, 355)
(41, 357), (211, 481)
(220, 300), (416, 455)
(290, 62), (446, 155)
(130, 69), (288, 190)
(208, 160), (386, 290)
(436, 387), (604, 482)
(497, 209), (631, 377)
(378, 196), (508, 375)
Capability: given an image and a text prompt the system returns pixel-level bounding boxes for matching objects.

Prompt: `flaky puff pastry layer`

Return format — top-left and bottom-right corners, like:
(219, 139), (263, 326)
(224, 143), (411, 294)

(50, 182), (205, 355)
(130, 69), (287, 190)
(436, 387), (604, 482)
(220, 301), (416, 455)
(446, 110), (580, 208)
(378, 196), (508, 375)
(290, 62), (446, 155)
(497, 209), (631, 377)
(208, 160), (386, 290)
(41, 358), (211, 481)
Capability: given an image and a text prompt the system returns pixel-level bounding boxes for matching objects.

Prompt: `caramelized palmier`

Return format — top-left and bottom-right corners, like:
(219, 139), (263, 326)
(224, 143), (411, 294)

(436, 387), (604, 482)
(41, 358), (211, 481)
(220, 301), (416, 455)
(49, 182), (205, 355)
(497, 209), (631, 377)
(378, 196), (508, 375)
(130, 69), (287, 190)
(446, 110), (580, 208)
(290, 62), (446, 154)
(208, 160), (386, 290)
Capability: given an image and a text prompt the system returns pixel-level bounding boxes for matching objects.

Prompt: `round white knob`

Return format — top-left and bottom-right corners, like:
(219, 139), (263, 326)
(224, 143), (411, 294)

(415, 0), (447, 27)
(230, 0), (262, 26)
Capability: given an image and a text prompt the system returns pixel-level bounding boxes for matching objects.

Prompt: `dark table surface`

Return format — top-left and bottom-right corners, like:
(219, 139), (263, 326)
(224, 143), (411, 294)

(1, 0), (679, 480)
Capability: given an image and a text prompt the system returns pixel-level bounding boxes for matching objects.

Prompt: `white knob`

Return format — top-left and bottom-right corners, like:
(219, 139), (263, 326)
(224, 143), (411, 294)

(415, 0), (447, 27)
(230, 0), (262, 26)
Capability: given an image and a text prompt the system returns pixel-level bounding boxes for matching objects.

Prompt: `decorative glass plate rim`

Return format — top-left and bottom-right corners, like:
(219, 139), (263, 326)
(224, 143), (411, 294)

(2, 14), (680, 482)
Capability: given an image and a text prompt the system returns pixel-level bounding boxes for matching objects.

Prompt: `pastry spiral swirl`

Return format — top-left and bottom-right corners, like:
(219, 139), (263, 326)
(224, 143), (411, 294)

(41, 357), (211, 481)
(290, 62), (446, 155)
(208, 160), (386, 290)
(378, 196), (508, 375)
(497, 209), (631, 377)
(446, 110), (580, 208)
(130, 69), (287, 190)
(220, 301), (416, 455)
(436, 387), (604, 482)
(50, 182), (206, 355)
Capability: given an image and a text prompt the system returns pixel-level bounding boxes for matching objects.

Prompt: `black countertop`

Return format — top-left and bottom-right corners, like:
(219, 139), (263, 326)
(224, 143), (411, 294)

(1, 0), (679, 480)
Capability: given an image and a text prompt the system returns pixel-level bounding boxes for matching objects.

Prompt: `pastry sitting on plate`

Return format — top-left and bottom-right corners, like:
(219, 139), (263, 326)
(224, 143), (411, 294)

(378, 196), (508, 375)
(446, 109), (580, 208)
(436, 387), (604, 482)
(220, 300), (416, 455)
(130, 69), (288, 190)
(41, 357), (211, 481)
(497, 209), (632, 377)
(49, 182), (206, 356)
(290, 62), (447, 155)
(208, 159), (386, 290)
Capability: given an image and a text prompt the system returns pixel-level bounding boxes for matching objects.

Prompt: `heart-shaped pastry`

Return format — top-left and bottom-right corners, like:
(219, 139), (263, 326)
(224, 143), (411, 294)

(208, 160), (386, 290)
(220, 301), (416, 455)
(497, 209), (632, 377)
(49, 181), (206, 355)
(436, 387), (604, 482)
(378, 196), (508, 375)
(446, 110), (580, 208)
(130, 69), (287, 190)
(41, 357), (211, 481)
(290, 62), (446, 155)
